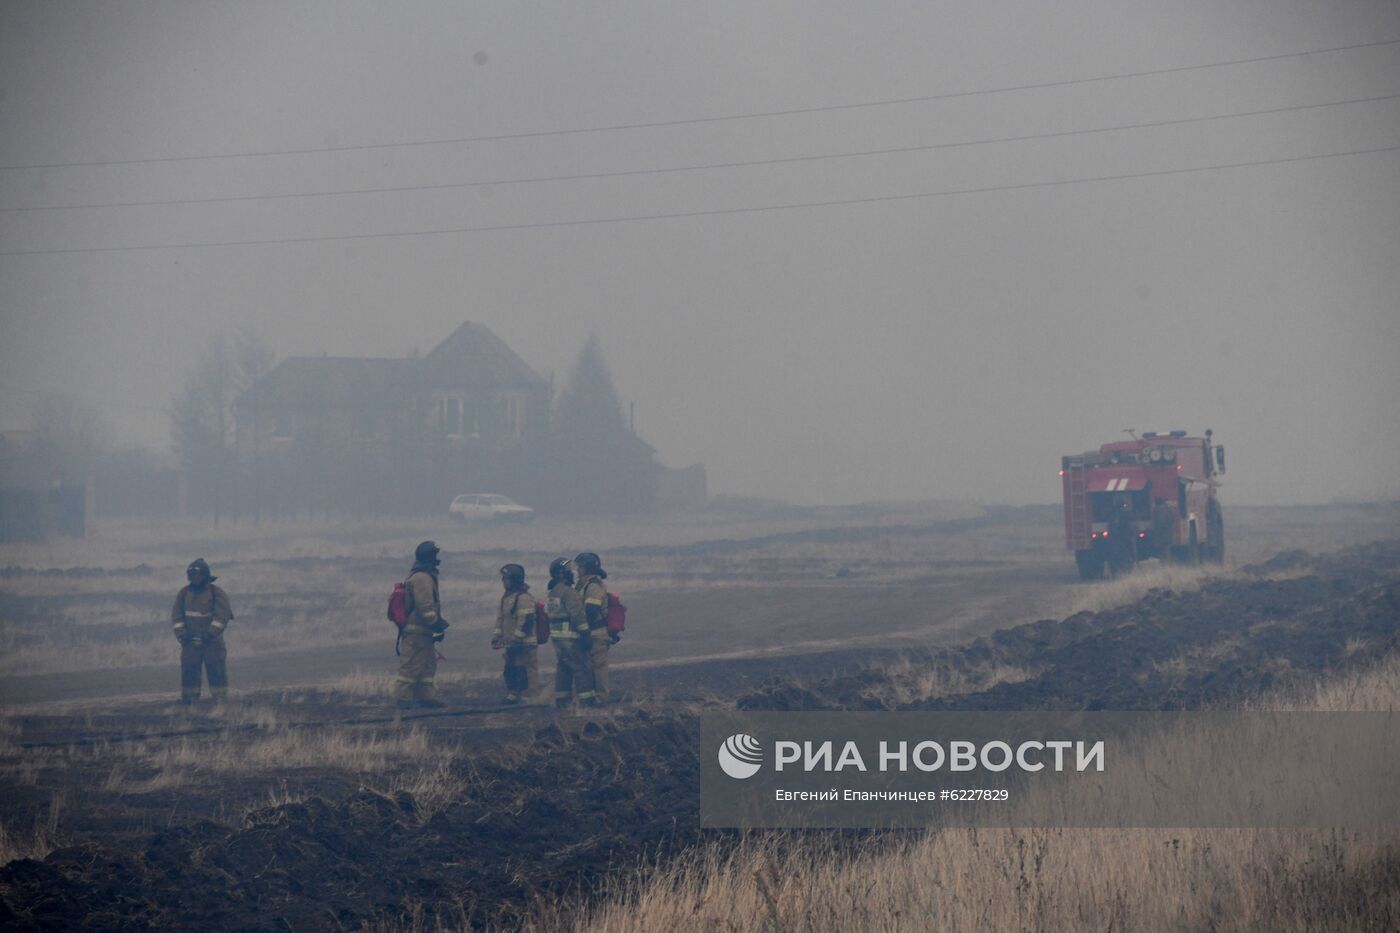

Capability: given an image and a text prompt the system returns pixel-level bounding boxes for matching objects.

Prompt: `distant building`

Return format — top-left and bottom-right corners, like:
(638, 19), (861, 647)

(0, 431), (90, 541)
(235, 322), (551, 514)
(233, 321), (704, 516)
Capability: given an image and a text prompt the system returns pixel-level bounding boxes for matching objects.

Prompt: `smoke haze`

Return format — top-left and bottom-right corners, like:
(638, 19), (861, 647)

(2, 0), (1397, 506)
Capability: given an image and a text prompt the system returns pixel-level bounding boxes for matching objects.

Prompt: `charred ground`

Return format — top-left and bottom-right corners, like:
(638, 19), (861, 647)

(0, 534), (1396, 929)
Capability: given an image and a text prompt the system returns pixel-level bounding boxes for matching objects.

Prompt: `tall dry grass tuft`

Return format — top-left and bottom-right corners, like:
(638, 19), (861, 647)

(868, 654), (1033, 707)
(0, 821), (63, 866)
(0, 792), (64, 866)
(1058, 560), (1234, 617)
(386, 760), (468, 820)
(571, 653), (1400, 933)
(581, 828), (1398, 933)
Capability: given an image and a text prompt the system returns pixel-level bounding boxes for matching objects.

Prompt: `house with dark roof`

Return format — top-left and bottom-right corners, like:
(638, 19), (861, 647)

(235, 322), (552, 514)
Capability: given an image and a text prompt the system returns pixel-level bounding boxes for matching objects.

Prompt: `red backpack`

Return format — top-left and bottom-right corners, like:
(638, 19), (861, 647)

(534, 600), (550, 644)
(606, 592), (627, 634)
(387, 583), (409, 628)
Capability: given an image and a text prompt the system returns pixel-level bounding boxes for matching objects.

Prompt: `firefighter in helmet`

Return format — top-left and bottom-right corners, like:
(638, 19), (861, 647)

(573, 551), (613, 703)
(171, 558), (233, 705)
(547, 557), (596, 707)
(395, 540), (448, 709)
(493, 563), (540, 704)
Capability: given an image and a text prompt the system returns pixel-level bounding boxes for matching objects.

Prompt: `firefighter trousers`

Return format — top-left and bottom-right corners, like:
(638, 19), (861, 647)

(503, 644), (539, 701)
(553, 638), (595, 703)
(180, 636), (228, 701)
(395, 631), (438, 703)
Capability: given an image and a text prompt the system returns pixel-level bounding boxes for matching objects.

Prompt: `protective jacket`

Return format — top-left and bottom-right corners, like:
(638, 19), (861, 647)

(404, 569), (443, 635)
(547, 581), (587, 639)
(171, 585), (233, 641)
(496, 588), (537, 644)
(577, 575), (608, 632)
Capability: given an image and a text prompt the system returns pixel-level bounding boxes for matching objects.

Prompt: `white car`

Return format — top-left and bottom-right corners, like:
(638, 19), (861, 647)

(449, 493), (536, 524)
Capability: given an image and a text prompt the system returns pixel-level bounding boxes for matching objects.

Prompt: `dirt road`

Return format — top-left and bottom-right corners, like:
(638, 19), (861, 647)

(3, 502), (1395, 708)
(0, 508), (1077, 707)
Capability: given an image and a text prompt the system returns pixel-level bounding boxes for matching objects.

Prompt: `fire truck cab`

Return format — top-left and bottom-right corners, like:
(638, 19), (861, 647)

(1061, 429), (1225, 579)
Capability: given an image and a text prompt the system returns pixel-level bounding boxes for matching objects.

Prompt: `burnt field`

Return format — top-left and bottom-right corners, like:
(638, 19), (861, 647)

(0, 523), (1397, 930)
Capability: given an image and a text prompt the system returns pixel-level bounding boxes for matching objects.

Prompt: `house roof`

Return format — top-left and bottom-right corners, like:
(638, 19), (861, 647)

(421, 321), (546, 391)
(238, 356), (413, 408)
(238, 322), (547, 408)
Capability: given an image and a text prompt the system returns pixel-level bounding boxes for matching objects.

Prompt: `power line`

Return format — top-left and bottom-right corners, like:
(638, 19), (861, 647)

(2, 38), (1397, 172)
(6, 92), (1397, 214)
(2, 144), (1395, 258)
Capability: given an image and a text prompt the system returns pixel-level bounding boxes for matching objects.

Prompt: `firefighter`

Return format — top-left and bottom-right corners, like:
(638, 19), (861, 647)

(547, 557), (596, 708)
(395, 540), (448, 709)
(494, 563), (540, 704)
(573, 551), (613, 703)
(171, 558), (233, 705)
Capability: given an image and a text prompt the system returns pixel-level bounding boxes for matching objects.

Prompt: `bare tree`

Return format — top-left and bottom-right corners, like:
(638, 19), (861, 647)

(29, 393), (111, 480)
(170, 329), (274, 523)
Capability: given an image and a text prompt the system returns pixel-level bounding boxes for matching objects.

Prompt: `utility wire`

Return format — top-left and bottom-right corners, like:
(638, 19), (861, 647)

(2, 144), (1396, 258)
(1, 38), (1396, 172)
(6, 92), (1397, 214)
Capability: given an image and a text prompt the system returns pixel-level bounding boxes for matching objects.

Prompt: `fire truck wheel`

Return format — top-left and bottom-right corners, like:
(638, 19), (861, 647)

(1075, 550), (1104, 580)
(1207, 513), (1225, 564)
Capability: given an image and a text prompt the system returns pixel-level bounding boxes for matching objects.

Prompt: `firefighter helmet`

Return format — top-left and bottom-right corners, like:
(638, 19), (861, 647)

(573, 551), (607, 579)
(186, 558), (216, 585)
(548, 557), (574, 585)
(414, 540), (441, 565)
(499, 563), (526, 589)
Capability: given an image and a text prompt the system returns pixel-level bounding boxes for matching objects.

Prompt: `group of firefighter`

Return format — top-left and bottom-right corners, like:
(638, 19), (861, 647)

(169, 541), (619, 710)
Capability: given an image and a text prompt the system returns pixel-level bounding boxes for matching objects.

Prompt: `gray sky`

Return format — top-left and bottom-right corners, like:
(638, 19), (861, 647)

(2, 0), (1398, 506)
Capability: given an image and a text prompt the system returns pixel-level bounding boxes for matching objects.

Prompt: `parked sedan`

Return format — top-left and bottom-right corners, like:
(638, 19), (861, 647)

(449, 493), (536, 524)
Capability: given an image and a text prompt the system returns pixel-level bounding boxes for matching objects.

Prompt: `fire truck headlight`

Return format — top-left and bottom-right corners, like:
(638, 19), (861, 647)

(1148, 448), (1163, 462)
(1163, 447), (1177, 462)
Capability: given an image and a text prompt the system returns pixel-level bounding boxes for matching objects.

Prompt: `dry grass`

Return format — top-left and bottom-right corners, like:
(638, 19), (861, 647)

(567, 653), (1400, 933)
(87, 722), (449, 797)
(0, 793), (64, 865)
(1057, 560), (1234, 617)
(386, 760), (470, 819)
(0, 820), (63, 866)
(863, 654), (1034, 707)
(576, 828), (1397, 933)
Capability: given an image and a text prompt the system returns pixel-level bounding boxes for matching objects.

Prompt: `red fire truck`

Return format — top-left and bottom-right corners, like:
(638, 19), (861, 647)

(1061, 430), (1226, 579)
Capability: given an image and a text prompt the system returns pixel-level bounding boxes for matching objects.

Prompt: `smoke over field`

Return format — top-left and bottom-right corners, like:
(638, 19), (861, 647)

(0, 505), (1397, 928)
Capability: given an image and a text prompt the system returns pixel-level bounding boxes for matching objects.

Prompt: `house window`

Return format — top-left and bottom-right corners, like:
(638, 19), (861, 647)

(465, 399), (479, 437)
(441, 396), (463, 438)
(497, 394), (523, 438)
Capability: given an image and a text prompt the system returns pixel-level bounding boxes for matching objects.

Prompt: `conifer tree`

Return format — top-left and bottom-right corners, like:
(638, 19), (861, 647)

(550, 335), (656, 513)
